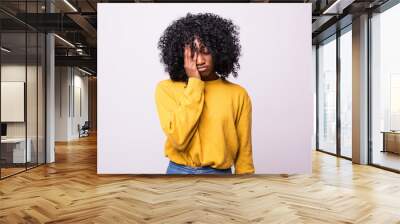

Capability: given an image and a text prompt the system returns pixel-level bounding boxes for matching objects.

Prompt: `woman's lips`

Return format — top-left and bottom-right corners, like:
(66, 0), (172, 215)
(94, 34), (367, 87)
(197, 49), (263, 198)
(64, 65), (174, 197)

(197, 66), (207, 71)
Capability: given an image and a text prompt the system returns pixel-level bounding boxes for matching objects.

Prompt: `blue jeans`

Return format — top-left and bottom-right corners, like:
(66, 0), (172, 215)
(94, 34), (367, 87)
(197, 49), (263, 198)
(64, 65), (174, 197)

(166, 160), (232, 174)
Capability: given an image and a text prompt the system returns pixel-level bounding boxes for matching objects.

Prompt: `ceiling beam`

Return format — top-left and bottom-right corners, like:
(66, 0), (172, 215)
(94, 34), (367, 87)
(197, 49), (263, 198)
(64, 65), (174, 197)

(67, 13), (97, 46)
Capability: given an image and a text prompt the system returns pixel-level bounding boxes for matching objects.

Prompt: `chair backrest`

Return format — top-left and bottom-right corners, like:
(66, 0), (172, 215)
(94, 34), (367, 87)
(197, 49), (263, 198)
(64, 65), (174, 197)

(82, 121), (90, 129)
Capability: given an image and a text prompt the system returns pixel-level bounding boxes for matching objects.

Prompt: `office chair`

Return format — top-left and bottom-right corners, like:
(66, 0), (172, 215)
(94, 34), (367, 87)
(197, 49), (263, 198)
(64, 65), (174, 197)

(79, 121), (90, 138)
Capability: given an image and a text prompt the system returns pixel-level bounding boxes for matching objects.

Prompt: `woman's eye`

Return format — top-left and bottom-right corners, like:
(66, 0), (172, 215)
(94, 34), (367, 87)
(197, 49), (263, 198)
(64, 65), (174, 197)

(201, 48), (210, 54)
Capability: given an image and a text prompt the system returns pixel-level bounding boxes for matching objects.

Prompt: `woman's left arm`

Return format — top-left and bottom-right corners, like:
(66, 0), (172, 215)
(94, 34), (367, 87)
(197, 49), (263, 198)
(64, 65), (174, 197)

(234, 92), (255, 174)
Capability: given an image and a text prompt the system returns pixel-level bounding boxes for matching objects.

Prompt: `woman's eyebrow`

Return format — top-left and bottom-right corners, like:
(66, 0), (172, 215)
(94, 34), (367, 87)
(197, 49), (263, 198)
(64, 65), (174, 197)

(199, 45), (207, 50)
(201, 46), (210, 52)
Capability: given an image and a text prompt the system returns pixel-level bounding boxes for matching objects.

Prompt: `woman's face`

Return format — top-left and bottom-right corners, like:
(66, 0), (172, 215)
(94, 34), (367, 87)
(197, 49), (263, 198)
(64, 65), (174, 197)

(193, 38), (215, 78)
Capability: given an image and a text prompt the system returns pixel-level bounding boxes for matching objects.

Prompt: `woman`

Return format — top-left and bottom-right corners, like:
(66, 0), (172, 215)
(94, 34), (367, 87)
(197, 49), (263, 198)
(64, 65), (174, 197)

(155, 13), (254, 175)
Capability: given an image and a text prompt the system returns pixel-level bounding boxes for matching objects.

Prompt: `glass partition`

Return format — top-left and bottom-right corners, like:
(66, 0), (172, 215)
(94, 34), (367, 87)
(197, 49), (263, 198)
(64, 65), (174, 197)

(27, 31), (38, 169)
(38, 32), (45, 165)
(0, 31), (28, 177)
(27, 0), (37, 171)
(0, 1), (46, 179)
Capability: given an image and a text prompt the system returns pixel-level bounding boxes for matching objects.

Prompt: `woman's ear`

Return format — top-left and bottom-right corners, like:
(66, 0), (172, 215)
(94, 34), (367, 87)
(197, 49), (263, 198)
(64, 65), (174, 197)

(181, 70), (188, 82)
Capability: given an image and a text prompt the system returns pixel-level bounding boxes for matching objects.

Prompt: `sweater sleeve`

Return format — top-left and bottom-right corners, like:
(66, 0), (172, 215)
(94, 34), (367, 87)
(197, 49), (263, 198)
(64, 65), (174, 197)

(155, 77), (205, 151)
(234, 92), (255, 174)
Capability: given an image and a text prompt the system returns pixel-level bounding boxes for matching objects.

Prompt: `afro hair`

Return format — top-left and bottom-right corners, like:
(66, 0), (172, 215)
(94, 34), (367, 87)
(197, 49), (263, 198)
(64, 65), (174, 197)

(157, 12), (242, 82)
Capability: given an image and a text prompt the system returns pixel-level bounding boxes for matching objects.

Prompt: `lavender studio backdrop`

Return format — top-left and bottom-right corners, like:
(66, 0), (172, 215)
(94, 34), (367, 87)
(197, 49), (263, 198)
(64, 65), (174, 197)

(97, 3), (313, 174)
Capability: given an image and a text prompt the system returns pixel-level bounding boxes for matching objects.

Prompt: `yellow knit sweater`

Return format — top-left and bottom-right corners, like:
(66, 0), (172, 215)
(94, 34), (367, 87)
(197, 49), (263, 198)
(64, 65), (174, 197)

(155, 77), (255, 174)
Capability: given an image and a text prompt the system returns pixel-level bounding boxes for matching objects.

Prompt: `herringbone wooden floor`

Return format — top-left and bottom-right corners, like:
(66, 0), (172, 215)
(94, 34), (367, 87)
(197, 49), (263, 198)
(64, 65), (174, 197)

(1, 134), (400, 224)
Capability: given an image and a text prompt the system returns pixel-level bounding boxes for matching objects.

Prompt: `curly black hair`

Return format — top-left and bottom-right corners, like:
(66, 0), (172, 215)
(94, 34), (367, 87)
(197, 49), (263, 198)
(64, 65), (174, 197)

(157, 12), (241, 82)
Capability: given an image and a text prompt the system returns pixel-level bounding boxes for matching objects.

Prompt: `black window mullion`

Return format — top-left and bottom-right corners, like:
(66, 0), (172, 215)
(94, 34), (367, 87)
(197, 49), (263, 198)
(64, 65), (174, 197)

(0, 25), (2, 179)
(36, 0), (39, 167)
(25, 0), (28, 171)
(336, 30), (341, 157)
(316, 45), (320, 150)
(367, 11), (373, 165)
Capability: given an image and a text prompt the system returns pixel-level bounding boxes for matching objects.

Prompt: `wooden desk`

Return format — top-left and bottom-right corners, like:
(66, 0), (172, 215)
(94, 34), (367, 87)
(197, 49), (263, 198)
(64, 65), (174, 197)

(381, 131), (400, 154)
(1, 138), (32, 164)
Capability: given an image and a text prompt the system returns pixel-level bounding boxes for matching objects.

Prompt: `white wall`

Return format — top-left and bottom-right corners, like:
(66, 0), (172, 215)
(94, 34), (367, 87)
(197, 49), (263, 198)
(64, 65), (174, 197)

(55, 67), (89, 141)
(55, 67), (69, 141)
(72, 72), (89, 138)
(98, 3), (313, 174)
(1, 65), (41, 138)
(1, 66), (26, 127)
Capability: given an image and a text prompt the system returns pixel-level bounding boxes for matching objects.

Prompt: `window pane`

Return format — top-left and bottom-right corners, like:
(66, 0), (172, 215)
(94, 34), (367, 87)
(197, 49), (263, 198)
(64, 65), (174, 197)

(340, 29), (352, 158)
(371, 3), (400, 171)
(318, 37), (337, 154)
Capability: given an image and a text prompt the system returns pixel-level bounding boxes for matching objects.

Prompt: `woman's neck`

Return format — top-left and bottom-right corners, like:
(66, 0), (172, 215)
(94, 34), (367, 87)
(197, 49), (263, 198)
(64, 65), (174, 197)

(201, 72), (219, 81)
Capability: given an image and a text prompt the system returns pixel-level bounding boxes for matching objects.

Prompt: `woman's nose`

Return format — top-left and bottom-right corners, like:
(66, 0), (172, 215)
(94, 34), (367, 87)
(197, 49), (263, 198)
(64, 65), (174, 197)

(196, 54), (205, 64)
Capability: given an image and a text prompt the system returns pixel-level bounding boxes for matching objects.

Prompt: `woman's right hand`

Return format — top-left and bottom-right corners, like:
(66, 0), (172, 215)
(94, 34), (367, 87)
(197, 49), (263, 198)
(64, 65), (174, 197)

(183, 44), (200, 79)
